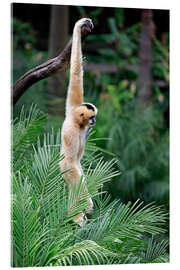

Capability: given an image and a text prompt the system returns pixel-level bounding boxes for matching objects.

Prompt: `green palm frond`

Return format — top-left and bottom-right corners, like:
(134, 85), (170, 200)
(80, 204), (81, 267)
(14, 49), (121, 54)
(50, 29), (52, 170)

(105, 235), (147, 255)
(86, 139), (116, 157)
(12, 174), (49, 267)
(68, 177), (91, 218)
(122, 255), (141, 264)
(109, 253), (141, 264)
(36, 222), (76, 266)
(85, 158), (120, 197)
(12, 104), (47, 171)
(53, 240), (115, 266)
(141, 237), (169, 263)
(28, 134), (62, 199)
(83, 129), (116, 170)
(75, 199), (167, 243)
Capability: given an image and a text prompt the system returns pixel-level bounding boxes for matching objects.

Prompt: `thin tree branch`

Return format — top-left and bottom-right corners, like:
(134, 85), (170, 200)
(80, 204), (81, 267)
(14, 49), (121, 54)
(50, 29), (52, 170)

(13, 24), (92, 106)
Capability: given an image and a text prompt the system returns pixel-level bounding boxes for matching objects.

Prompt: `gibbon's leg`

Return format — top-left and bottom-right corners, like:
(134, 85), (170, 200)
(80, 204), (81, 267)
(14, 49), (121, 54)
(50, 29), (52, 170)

(61, 133), (87, 226)
(78, 162), (94, 214)
(78, 162), (83, 176)
(66, 18), (93, 114)
(63, 163), (85, 227)
(62, 161), (82, 187)
(87, 197), (94, 214)
(64, 162), (93, 224)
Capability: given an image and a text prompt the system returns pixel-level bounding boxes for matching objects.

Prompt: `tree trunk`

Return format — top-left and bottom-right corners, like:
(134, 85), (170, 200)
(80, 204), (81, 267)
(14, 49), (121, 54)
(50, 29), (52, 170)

(138, 9), (154, 105)
(47, 5), (69, 117)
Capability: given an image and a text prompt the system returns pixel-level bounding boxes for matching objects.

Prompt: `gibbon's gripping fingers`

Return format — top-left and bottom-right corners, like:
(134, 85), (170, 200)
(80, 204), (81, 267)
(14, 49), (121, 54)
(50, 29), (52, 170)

(75, 18), (94, 33)
(81, 19), (94, 33)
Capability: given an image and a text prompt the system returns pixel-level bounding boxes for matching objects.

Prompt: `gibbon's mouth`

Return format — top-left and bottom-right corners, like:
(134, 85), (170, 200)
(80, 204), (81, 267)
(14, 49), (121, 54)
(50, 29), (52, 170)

(88, 117), (96, 126)
(89, 123), (96, 127)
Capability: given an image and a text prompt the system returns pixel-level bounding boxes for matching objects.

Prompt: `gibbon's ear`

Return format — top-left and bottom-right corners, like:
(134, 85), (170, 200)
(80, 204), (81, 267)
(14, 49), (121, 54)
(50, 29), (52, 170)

(79, 103), (98, 117)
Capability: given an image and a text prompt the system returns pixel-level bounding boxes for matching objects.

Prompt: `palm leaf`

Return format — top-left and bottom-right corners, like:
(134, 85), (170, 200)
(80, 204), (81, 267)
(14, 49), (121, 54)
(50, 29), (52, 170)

(53, 240), (115, 266)
(12, 174), (49, 267)
(25, 129), (65, 214)
(141, 237), (169, 263)
(85, 158), (120, 197)
(75, 199), (167, 243)
(12, 104), (47, 171)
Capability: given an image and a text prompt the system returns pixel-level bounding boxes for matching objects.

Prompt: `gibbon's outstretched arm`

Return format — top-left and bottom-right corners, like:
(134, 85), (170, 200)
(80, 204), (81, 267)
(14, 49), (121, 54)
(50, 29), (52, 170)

(66, 19), (93, 114)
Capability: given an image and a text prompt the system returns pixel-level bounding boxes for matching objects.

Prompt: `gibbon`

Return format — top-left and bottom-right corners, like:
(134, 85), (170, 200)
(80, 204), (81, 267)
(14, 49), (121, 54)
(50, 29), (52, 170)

(60, 18), (98, 226)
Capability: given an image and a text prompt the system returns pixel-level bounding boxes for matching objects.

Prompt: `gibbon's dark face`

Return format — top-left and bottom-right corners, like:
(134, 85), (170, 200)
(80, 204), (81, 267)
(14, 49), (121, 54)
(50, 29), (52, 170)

(75, 103), (98, 127)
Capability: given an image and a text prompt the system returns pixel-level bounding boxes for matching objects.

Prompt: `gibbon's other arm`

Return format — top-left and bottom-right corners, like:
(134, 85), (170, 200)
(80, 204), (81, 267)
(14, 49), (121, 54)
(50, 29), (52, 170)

(66, 19), (94, 114)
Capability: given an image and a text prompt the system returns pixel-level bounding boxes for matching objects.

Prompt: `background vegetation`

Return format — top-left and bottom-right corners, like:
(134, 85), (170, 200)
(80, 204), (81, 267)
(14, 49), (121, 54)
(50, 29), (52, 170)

(12, 4), (169, 267)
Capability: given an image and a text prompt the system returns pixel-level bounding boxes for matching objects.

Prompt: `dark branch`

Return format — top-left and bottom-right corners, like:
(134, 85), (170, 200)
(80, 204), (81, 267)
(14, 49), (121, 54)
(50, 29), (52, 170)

(138, 9), (154, 104)
(13, 25), (92, 106)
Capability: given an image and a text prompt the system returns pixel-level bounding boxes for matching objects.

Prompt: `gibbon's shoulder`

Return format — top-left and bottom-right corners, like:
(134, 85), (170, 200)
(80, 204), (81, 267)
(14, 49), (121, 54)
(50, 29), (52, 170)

(62, 120), (78, 134)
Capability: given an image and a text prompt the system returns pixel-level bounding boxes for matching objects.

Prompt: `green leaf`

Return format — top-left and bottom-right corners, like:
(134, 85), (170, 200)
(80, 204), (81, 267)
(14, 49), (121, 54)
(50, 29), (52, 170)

(141, 237), (169, 263)
(12, 174), (49, 267)
(54, 240), (115, 266)
(75, 200), (167, 243)
(12, 104), (47, 172)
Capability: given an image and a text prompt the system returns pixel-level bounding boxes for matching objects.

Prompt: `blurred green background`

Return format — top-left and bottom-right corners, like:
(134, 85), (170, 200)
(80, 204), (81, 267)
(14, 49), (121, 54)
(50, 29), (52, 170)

(12, 3), (169, 226)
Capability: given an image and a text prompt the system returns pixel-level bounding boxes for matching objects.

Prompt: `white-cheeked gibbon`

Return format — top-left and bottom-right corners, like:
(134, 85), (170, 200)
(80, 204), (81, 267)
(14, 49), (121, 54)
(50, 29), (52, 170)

(60, 18), (98, 226)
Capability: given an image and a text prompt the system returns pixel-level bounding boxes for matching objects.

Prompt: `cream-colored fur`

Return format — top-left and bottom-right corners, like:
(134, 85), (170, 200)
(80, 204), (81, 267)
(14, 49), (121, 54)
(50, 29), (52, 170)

(60, 18), (98, 226)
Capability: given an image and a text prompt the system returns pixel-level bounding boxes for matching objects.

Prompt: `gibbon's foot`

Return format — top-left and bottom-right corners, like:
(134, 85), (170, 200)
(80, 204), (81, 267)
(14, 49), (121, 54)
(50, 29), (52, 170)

(86, 197), (94, 214)
(73, 214), (86, 227)
(75, 18), (94, 33)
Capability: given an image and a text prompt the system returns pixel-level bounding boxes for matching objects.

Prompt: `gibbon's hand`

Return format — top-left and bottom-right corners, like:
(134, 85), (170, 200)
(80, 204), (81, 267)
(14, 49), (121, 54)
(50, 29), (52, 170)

(75, 18), (94, 34)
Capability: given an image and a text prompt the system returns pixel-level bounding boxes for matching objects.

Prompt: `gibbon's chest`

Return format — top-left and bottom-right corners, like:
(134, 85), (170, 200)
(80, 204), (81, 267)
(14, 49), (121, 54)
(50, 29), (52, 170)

(78, 127), (89, 156)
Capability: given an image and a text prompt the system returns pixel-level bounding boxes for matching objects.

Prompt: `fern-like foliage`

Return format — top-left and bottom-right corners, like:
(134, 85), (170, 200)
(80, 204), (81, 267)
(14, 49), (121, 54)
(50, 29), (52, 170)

(11, 105), (169, 267)
(53, 240), (115, 266)
(12, 174), (49, 267)
(75, 199), (167, 244)
(141, 237), (169, 263)
(96, 101), (169, 205)
(12, 104), (47, 172)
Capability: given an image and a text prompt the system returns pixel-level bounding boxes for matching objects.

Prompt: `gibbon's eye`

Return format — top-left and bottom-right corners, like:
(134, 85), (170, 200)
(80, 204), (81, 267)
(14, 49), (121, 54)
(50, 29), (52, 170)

(80, 113), (84, 117)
